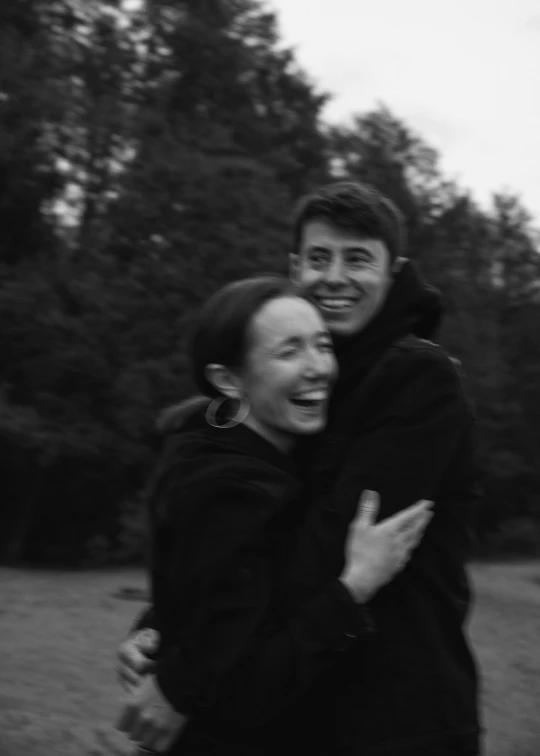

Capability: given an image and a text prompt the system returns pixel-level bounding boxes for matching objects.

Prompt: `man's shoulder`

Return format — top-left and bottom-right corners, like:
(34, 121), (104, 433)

(392, 333), (452, 361)
(387, 334), (463, 379)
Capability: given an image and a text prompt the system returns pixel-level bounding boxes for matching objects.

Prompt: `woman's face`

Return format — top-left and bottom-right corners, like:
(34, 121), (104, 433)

(238, 296), (337, 450)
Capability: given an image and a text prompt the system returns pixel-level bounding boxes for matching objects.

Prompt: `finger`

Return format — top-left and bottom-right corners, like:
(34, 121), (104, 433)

(153, 715), (189, 753)
(140, 659), (157, 675)
(406, 510), (434, 537)
(137, 729), (161, 753)
(401, 513), (433, 548)
(355, 490), (380, 528)
(131, 716), (155, 748)
(130, 649), (153, 674)
(119, 642), (147, 674)
(154, 731), (179, 753)
(398, 516), (433, 549)
(401, 530), (424, 552)
(116, 702), (137, 734)
(383, 500), (433, 531)
(118, 665), (142, 690)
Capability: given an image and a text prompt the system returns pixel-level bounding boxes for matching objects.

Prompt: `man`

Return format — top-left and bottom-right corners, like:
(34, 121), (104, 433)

(118, 182), (481, 755)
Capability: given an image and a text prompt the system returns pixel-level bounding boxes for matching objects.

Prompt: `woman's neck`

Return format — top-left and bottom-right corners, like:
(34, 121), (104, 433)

(241, 416), (295, 455)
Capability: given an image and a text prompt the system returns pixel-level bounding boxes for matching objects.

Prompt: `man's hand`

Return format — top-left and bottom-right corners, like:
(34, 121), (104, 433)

(117, 628), (160, 693)
(117, 674), (189, 753)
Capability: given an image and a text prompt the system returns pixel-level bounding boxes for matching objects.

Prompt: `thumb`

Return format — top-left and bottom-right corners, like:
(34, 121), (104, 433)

(356, 490), (380, 528)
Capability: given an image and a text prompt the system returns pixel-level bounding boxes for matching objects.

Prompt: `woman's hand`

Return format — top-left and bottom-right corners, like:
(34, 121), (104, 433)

(117, 674), (189, 753)
(340, 490), (433, 602)
(117, 628), (160, 693)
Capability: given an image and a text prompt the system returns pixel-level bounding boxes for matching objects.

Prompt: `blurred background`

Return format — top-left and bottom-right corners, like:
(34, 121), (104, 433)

(1, 0), (539, 566)
(0, 2), (539, 753)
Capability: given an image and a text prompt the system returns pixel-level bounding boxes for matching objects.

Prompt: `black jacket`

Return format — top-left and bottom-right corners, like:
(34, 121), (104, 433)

(147, 419), (374, 754)
(279, 261), (481, 754)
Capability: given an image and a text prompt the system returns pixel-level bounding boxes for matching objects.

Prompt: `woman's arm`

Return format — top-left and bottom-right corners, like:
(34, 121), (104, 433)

(151, 477), (368, 718)
(152, 478), (429, 727)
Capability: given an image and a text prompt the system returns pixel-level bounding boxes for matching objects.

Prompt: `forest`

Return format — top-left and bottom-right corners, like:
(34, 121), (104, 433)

(1, 0), (539, 565)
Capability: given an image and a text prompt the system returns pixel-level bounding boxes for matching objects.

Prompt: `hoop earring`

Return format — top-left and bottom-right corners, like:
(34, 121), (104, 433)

(392, 256), (408, 274)
(205, 395), (250, 429)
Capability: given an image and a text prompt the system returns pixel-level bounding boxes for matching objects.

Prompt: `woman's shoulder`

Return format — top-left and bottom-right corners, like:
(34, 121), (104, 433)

(150, 433), (298, 534)
(158, 426), (298, 505)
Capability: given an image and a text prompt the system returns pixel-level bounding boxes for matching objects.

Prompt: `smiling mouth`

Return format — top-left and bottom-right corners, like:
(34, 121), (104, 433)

(315, 297), (359, 311)
(290, 390), (328, 413)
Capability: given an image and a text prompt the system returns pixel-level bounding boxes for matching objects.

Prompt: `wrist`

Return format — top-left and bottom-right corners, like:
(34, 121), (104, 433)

(339, 570), (374, 604)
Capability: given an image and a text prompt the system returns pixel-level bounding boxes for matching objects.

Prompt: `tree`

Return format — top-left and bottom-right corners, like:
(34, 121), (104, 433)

(0, 0), (329, 564)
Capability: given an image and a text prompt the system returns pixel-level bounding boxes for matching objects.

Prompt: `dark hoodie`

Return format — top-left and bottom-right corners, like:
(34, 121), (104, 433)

(278, 260), (482, 755)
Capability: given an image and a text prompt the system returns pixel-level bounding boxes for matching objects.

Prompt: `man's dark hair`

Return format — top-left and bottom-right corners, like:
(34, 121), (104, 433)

(292, 181), (406, 260)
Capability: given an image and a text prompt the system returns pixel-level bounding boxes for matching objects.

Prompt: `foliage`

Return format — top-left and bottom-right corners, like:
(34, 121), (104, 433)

(0, 1), (539, 564)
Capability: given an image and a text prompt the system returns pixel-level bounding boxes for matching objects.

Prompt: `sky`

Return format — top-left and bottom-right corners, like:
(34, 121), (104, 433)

(268, 0), (540, 225)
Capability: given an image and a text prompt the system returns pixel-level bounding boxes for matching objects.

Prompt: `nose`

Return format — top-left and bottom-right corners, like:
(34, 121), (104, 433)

(324, 256), (347, 286)
(303, 346), (335, 380)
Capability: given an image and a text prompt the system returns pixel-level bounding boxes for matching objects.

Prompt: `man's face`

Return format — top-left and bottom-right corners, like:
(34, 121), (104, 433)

(291, 219), (394, 337)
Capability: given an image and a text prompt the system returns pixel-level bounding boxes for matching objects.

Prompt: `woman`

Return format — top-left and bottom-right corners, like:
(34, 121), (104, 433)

(118, 276), (432, 755)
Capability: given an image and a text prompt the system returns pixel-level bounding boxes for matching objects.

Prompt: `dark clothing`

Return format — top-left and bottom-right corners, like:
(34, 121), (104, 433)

(138, 261), (481, 754)
(148, 419), (374, 754)
(278, 261), (481, 754)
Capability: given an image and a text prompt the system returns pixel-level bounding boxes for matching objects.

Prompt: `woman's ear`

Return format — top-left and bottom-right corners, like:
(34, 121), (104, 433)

(204, 364), (243, 399)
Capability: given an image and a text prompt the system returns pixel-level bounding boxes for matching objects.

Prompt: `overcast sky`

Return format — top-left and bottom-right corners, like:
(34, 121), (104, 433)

(269, 0), (540, 224)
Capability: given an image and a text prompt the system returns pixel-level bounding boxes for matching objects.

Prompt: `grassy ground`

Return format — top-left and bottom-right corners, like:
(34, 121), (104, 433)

(1, 563), (539, 756)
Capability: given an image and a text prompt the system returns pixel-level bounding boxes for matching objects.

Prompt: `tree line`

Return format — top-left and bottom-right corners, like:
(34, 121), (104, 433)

(1, 0), (539, 565)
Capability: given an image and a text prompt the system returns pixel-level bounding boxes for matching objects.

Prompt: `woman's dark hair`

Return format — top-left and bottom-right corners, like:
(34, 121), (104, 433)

(192, 275), (297, 396)
(292, 181), (406, 261)
(158, 275), (298, 433)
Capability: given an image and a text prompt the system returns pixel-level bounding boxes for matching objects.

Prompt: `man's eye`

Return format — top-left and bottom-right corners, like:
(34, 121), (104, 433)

(348, 254), (369, 265)
(318, 341), (334, 352)
(309, 252), (328, 265)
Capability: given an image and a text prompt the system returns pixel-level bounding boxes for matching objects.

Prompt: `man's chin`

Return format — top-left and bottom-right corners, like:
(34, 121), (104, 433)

(325, 318), (366, 338)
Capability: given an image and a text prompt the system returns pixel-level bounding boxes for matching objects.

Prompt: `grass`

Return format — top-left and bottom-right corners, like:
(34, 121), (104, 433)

(1, 563), (540, 756)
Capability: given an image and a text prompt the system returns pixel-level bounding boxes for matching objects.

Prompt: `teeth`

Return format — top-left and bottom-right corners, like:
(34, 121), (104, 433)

(293, 391), (327, 401)
(319, 298), (356, 310)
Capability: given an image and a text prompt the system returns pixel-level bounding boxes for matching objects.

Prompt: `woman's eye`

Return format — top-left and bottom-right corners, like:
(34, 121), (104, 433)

(279, 348), (298, 359)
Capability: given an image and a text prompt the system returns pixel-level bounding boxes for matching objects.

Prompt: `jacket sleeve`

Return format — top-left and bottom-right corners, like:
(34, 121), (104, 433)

(330, 347), (478, 537)
(152, 476), (375, 725)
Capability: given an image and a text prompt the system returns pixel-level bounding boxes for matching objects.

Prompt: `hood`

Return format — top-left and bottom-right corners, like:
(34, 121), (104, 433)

(330, 259), (443, 400)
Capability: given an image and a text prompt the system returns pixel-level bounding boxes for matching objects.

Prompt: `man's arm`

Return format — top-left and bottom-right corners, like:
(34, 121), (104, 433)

(332, 346), (477, 542)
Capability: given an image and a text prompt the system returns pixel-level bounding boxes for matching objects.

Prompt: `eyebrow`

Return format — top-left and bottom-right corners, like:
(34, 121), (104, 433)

(306, 244), (374, 255)
(345, 245), (374, 255)
(274, 331), (331, 347)
(306, 245), (331, 253)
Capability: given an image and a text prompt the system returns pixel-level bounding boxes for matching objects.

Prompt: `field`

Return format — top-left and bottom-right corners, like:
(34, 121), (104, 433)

(1, 562), (539, 756)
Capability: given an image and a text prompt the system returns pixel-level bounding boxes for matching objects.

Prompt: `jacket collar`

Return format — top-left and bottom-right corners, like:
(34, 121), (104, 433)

(174, 411), (298, 476)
